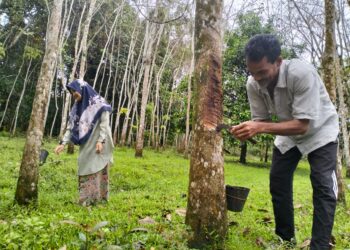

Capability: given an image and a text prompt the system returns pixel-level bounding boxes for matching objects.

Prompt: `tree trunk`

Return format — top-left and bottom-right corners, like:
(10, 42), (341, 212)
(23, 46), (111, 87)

(14, 0), (63, 205)
(120, 27), (143, 146)
(152, 37), (173, 149)
(59, 2), (87, 138)
(79, 0), (97, 79)
(322, 0), (346, 202)
(0, 56), (25, 129)
(322, 0), (337, 102)
(185, 23), (195, 155)
(135, 19), (157, 157)
(92, 4), (121, 88)
(185, 1), (227, 247)
(336, 148), (346, 202)
(11, 59), (32, 135)
(239, 142), (247, 164)
(334, 8), (350, 178)
(336, 64), (350, 178)
(264, 140), (270, 163)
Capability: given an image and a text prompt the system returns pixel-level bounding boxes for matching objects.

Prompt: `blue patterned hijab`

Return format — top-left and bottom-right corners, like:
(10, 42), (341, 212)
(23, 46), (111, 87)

(67, 79), (112, 145)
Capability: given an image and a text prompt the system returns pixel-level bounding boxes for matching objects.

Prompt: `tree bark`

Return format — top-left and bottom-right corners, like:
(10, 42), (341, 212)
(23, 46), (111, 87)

(239, 142), (247, 164)
(335, 59), (350, 179)
(11, 59), (32, 135)
(185, 22), (195, 155)
(185, 0), (227, 247)
(59, 2), (87, 138)
(264, 140), (270, 163)
(14, 0), (63, 205)
(322, 0), (337, 102)
(322, 0), (346, 202)
(134, 19), (157, 157)
(0, 55), (25, 129)
(79, 0), (97, 79)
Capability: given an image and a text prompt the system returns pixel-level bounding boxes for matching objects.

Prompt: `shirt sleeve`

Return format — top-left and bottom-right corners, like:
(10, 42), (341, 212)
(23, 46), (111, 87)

(246, 78), (271, 121)
(97, 111), (110, 143)
(290, 70), (319, 120)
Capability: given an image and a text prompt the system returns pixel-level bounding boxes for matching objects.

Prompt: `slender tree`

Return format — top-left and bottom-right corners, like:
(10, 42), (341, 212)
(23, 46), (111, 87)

(14, 0), (63, 205)
(79, 0), (97, 79)
(185, 20), (195, 155)
(134, 16), (159, 157)
(185, 0), (227, 247)
(322, 0), (346, 202)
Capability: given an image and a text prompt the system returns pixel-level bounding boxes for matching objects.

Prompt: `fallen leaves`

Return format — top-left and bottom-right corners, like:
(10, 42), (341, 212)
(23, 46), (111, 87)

(260, 216), (273, 224)
(299, 238), (311, 249)
(138, 216), (155, 225)
(175, 208), (186, 217)
(242, 227), (251, 237)
(165, 213), (172, 221)
(228, 221), (239, 227)
(255, 237), (269, 248)
(294, 203), (303, 209)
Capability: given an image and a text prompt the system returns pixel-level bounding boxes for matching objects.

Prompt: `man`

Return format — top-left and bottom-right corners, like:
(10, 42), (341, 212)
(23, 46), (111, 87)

(230, 34), (339, 250)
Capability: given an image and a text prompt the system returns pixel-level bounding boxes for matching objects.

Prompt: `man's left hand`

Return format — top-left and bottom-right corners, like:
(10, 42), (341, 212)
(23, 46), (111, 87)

(230, 121), (261, 141)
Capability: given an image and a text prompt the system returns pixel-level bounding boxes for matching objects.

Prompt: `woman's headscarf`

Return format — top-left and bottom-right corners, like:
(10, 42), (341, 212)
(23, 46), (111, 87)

(66, 79), (112, 145)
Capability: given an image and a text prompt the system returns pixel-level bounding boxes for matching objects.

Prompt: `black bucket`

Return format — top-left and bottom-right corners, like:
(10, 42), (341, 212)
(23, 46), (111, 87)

(39, 149), (49, 165)
(226, 185), (250, 212)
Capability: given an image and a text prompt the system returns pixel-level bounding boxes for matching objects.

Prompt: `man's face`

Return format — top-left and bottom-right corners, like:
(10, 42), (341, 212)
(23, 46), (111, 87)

(246, 56), (282, 88)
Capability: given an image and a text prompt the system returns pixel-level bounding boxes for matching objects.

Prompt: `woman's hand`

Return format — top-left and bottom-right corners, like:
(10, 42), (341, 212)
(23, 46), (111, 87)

(54, 145), (65, 155)
(96, 142), (103, 154)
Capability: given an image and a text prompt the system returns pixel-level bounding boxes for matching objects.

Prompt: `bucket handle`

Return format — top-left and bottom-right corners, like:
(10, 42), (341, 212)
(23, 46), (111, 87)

(226, 194), (247, 201)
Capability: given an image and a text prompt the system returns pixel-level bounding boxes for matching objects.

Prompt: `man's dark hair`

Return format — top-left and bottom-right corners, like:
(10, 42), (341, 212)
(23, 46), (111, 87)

(244, 34), (281, 63)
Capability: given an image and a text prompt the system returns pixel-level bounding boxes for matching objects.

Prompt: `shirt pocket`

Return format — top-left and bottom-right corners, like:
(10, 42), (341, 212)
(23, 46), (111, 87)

(276, 90), (293, 121)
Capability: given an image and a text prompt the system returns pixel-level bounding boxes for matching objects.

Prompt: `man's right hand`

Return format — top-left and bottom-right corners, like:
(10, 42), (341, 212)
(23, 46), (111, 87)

(54, 144), (65, 155)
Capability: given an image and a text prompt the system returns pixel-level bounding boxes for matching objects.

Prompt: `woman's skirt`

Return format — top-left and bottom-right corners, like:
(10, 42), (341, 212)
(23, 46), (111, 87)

(78, 165), (109, 206)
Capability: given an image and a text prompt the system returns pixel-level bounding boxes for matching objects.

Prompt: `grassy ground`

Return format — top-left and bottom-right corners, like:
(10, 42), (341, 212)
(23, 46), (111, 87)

(0, 136), (349, 249)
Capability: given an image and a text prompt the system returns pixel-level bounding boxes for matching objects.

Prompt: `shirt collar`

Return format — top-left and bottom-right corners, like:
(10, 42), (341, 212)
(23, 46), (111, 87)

(276, 60), (288, 88)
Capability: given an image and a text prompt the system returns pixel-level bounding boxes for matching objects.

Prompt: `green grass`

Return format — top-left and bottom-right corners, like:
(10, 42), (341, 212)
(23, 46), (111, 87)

(0, 136), (349, 249)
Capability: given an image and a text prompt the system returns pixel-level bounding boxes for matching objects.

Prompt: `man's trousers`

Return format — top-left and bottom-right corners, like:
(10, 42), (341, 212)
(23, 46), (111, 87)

(270, 142), (338, 250)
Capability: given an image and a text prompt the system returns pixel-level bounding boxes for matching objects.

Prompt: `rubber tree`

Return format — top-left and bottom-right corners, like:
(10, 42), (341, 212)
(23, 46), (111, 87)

(185, 0), (227, 247)
(322, 0), (346, 202)
(14, 0), (63, 205)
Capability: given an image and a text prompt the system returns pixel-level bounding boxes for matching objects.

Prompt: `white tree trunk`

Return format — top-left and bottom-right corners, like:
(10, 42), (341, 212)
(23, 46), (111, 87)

(79, 0), (97, 79)
(134, 19), (158, 157)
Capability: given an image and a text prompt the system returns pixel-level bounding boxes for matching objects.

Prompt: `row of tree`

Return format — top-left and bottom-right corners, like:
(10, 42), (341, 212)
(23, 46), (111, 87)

(1, 0), (350, 160)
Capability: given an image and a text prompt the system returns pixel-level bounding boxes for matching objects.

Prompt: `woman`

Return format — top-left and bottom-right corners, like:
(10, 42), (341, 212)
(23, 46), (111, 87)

(55, 79), (114, 206)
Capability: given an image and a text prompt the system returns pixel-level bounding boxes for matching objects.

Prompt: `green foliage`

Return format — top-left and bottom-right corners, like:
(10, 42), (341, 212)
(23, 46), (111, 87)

(24, 45), (42, 60)
(222, 12), (275, 148)
(0, 43), (6, 59)
(223, 12), (275, 75)
(0, 0), (47, 133)
(0, 137), (349, 249)
(119, 107), (128, 115)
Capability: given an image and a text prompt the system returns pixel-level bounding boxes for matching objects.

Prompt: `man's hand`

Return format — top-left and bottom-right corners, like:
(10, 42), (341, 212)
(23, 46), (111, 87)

(54, 144), (65, 155)
(230, 121), (261, 141)
(96, 142), (103, 154)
